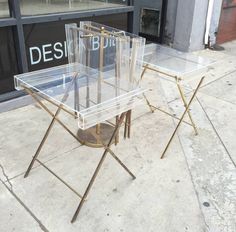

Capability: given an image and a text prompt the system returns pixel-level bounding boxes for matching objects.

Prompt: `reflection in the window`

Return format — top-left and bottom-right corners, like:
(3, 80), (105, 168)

(0, 0), (9, 18)
(20, 0), (128, 16)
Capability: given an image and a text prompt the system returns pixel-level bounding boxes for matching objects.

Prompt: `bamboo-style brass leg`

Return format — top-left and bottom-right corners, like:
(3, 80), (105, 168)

(23, 76), (76, 178)
(35, 158), (83, 199)
(124, 110), (132, 139)
(25, 89), (81, 143)
(160, 76), (205, 159)
(24, 106), (62, 178)
(141, 64), (148, 80)
(106, 147), (135, 179)
(127, 110), (131, 138)
(74, 78), (79, 119)
(71, 112), (128, 223)
(87, 123), (136, 180)
(143, 93), (155, 113)
(142, 92), (199, 126)
(124, 113), (128, 139)
(115, 115), (119, 145)
(176, 80), (198, 135)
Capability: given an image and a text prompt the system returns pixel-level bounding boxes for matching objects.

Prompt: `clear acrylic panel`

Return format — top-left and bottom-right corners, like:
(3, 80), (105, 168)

(14, 63), (145, 130)
(66, 21), (146, 85)
(15, 22), (146, 130)
(144, 43), (216, 79)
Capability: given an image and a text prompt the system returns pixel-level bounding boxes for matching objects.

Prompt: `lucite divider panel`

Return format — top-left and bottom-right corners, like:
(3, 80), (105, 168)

(15, 22), (146, 130)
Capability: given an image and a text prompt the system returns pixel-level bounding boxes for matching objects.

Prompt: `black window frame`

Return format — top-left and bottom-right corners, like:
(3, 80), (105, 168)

(0, 0), (134, 102)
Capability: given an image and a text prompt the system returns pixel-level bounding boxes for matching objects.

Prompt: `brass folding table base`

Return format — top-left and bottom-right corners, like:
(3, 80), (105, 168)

(141, 64), (204, 159)
(77, 123), (116, 148)
(124, 110), (132, 139)
(23, 86), (136, 223)
(160, 77), (204, 159)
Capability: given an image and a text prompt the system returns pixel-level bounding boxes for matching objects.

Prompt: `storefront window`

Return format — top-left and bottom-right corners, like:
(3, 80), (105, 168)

(20, 0), (128, 16)
(24, 13), (128, 71)
(0, 27), (19, 94)
(0, 0), (9, 18)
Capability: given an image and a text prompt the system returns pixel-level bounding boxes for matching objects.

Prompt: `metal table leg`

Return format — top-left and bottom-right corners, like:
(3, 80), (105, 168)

(141, 65), (205, 158)
(160, 76), (205, 159)
(71, 112), (133, 223)
(22, 87), (136, 223)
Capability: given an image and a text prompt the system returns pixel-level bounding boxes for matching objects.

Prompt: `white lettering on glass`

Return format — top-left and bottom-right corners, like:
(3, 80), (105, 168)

(28, 37), (116, 65)
(42, 44), (53, 62)
(29, 47), (41, 65)
(54, 42), (63, 59)
(92, 36), (99, 51)
(64, 41), (68, 57)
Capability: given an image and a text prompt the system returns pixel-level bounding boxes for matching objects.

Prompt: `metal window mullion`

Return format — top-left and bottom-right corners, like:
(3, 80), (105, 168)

(0, 18), (17, 27)
(9, 0), (28, 73)
(21, 6), (134, 25)
(127, 11), (133, 33)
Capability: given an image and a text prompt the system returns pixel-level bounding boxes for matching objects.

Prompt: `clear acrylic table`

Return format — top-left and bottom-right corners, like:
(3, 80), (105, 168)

(141, 43), (216, 159)
(15, 21), (146, 223)
(14, 63), (145, 222)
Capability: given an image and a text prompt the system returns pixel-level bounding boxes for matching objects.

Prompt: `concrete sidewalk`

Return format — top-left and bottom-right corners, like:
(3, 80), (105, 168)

(0, 41), (236, 232)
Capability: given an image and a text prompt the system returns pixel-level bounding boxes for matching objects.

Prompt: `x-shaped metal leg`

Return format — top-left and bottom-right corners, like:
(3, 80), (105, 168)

(160, 76), (205, 159)
(23, 87), (135, 223)
(124, 110), (132, 139)
(23, 75), (76, 178)
(141, 66), (205, 158)
(176, 79), (198, 135)
(141, 66), (199, 131)
(71, 112), (134, 223)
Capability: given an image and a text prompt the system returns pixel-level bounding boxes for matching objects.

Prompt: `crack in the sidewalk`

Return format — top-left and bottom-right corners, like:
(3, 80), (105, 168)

(176, 134), (211, 232)
(200, 69), (236, 89)
(202, 186), (225, 222)
(0, 163), (13, 191)
(157, 82), (211, 231)
(6, 144), (82, 183)
(0, 178), (49, 232)
(196, 97), (236, 168)
(0, 143), (82, 232)
(199, 91), (236, 106)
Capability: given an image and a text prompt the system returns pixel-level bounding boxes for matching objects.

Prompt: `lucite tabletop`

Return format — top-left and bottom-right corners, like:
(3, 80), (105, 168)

(14, 63), (145, 130)
(144, 43), (215, 78)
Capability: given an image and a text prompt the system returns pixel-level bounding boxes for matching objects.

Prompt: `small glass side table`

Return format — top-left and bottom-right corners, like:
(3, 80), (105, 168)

(141, 43), (216, 159)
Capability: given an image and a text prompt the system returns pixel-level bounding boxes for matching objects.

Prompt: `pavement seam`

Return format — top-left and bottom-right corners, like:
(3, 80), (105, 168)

(199, 69), (236, 89)
(196, 97), (236, 168)
(198, 91), (236, 106)
(0, 174), (50, 232)
(5, 144), (82, 183)
(158, 82), (210, 231)
(0, 163), (13, 190)
(165, 113), (211, 231)
(153, 72), (236, 230)
(176, 133), (211, 232)
(0, 143), (83, 232)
